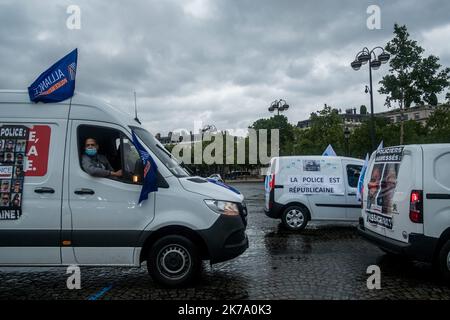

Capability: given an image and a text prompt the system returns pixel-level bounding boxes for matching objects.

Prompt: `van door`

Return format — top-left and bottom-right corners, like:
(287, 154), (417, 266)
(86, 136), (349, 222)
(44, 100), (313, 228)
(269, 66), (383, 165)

(343, 161), (363, 221)
(0, 122), (63, 264)
(364, 146), (423, 242)
(67, 121), (155, 265)
(362, 158), (386, 237)
(309, 159), (346, 220)
(423, 145), (450, 239)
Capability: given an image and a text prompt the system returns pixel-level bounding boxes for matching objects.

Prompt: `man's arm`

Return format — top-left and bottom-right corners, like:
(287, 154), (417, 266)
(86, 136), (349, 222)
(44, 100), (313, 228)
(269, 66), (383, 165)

(99, 154), (123, 178)
(99, 154), (114, 171)
(81, 154), (111, 177)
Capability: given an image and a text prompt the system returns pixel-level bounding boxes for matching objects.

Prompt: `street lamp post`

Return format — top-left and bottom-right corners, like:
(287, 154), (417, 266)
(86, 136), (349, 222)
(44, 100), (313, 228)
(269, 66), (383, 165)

(344, 127), (351, 157)
(351, 47), (390, 151)
(268, 99), (290, 116)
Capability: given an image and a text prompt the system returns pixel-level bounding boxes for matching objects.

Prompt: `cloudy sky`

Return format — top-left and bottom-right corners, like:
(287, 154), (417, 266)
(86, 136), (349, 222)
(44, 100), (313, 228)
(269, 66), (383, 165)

(1, 0), (450, 136)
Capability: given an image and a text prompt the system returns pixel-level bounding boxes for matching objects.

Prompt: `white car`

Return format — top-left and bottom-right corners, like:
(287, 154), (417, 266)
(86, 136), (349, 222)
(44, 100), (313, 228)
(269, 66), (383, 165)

(358, 144), (450, 282)
(264, 156), (364, 231)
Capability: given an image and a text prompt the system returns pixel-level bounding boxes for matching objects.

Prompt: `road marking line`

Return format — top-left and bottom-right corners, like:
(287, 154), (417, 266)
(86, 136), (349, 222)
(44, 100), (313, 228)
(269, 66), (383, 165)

(87, 284), (113, 300)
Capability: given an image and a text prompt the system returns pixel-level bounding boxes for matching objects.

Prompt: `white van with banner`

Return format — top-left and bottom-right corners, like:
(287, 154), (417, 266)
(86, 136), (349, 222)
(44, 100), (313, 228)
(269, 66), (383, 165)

(264, 156), (364, 231)
(0, 90), (248, 287)
(358, 144), (450, 282)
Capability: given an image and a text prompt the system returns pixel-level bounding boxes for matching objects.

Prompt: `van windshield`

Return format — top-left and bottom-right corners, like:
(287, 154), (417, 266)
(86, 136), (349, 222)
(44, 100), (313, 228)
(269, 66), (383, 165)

(130, 126), (190, 178)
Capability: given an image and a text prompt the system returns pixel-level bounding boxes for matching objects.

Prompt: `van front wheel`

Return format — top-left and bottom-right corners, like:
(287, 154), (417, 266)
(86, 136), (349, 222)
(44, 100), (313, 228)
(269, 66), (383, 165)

(438, 240), (450, 283)
(281, 206), (308, 231)
(147, 235), (201, 287)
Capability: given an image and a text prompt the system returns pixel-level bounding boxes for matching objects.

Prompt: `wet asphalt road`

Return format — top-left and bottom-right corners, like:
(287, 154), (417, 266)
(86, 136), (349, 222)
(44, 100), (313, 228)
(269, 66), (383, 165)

(1, 182), (450, 300)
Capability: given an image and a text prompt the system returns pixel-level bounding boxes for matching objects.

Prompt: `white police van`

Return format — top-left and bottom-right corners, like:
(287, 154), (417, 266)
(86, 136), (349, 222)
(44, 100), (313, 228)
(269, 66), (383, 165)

(0, 90), (248, 287)
(264, 156), (364, 231)
(358, 144), (450, 282)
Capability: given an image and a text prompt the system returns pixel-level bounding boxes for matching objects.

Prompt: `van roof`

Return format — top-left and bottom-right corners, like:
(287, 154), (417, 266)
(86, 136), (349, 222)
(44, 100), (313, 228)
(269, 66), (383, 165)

(0, 89), (141, 130)
(272, 155), (365, 162)
(369, 144), (450, 158)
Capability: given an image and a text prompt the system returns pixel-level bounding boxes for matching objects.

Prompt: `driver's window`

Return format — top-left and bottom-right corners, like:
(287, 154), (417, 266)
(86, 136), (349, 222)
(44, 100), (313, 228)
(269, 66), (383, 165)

(119, 136), (143, 184)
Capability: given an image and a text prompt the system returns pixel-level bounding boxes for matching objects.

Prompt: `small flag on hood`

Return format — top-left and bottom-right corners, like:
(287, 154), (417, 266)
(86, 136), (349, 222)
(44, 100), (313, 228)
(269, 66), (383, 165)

(28, 49), (78, 103)
(322, 144), (337, 156)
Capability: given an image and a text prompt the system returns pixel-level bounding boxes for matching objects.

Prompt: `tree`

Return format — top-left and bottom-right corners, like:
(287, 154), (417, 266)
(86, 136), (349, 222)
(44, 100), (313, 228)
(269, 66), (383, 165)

(294, 105), (345, 155)
(379, 24), (450, 144)
(250, 114), (295, 156)
(360, 105), (367, 115)
(425, 106), (450, 143)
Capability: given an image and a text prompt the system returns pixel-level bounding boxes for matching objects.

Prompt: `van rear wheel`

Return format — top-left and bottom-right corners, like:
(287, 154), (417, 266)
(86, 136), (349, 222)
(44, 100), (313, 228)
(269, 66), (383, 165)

(147, 235), (201, 287)
(281, 206), (308, 231)
(438, 240), (450, 283)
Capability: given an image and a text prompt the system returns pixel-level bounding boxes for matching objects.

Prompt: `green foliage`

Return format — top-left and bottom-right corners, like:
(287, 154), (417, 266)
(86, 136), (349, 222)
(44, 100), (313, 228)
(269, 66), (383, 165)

(250, 114), (295, 156)
(379, 24), (450, 109)
(425, 106), (450, 143)
(304, 105), (345, 154)
(360, 105), (367, 115)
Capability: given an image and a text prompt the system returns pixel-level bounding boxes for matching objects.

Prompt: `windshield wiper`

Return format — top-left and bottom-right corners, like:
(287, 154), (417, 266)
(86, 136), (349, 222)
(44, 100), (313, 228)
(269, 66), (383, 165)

(156, 144), (174, 158)
(156, 144), (192, 176)
(180, 161), (194, 175)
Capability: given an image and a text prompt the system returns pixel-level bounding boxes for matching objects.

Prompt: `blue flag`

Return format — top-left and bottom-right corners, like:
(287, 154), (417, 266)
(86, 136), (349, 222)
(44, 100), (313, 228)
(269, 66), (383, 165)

(322, 144), (337, 156)
(356, 153), (369, 201)
(377, 140), (384, 151)
(28, 49), (78, 103)
(131, 131), (158, 203)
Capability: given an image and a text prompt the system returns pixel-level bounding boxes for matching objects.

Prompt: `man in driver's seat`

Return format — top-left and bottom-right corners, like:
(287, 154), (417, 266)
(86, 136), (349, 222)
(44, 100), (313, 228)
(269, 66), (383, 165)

(82, 137), (122, 178)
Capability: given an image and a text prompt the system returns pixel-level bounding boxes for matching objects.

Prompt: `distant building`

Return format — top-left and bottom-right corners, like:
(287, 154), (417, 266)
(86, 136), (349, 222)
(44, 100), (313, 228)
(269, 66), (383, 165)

(297, 107), (369, 130)
(377, 104), (439, 126)
(155, 131), (203, 146)
(297, 104), (441, 129)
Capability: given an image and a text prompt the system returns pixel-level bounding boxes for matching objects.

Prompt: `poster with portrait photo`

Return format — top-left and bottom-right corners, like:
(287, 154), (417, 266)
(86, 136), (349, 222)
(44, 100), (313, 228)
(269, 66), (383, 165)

(11, 179), (23, 194)
(15, 140), (26, 153)
(1, 179), (11, 193)
(0, 125), (29, 220)
(366, 147), (403, 229)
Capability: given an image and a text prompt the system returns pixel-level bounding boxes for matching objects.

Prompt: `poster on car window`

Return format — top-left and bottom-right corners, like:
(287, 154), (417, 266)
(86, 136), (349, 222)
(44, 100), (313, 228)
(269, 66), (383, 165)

(366, 146), (404, 229)
(287, 158), (345, 195)
(0, 125), (29, 220)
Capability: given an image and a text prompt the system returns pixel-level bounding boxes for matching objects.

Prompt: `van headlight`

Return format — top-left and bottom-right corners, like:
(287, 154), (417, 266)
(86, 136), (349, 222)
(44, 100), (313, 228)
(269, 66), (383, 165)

(204, 200), (240, 216)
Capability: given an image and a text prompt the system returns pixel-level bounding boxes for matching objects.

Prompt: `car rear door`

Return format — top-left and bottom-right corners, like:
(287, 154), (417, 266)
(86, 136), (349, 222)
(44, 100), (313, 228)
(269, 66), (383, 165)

(363, 146), (423, 242)
(362, 155), (386, 237)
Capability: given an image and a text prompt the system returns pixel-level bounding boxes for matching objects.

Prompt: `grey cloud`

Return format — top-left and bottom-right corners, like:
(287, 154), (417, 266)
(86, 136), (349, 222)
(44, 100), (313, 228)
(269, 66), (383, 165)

(1, 0), (450, 135)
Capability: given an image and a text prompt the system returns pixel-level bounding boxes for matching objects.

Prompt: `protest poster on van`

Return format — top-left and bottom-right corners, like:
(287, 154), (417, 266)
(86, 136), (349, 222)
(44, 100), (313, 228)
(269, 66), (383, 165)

(0, 125), (29, 220)
(366, 146), (404, 229)
(287, 158), (345, 195)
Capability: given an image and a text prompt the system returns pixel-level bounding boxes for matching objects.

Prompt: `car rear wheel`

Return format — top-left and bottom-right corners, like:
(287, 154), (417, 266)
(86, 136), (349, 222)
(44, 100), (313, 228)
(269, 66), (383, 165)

(438, 240), (450, 283)
(281, 206), (308, 231)
(147, 235), (201, 287)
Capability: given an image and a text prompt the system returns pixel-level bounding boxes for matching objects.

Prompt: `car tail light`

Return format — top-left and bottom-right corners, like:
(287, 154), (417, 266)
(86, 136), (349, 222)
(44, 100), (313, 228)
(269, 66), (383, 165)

(268, 174), (275, 209)
(269, 174), (275, 191)
(409, 190), (423, 223)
